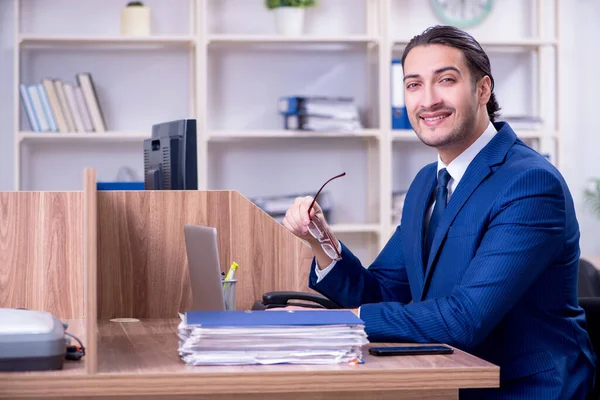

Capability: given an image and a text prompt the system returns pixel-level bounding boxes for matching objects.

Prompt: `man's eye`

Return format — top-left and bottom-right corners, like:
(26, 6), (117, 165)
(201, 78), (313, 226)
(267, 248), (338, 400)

(441, 78), (455, 83)
(406, 82), (419, 89)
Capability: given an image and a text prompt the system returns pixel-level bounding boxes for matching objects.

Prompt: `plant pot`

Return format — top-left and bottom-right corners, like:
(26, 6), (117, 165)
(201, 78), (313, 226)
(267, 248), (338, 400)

(121, 3), (151, 36)
(273, 7), (305, 36)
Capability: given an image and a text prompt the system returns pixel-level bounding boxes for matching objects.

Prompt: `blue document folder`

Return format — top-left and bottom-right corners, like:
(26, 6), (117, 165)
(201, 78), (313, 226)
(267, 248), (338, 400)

(185, 310), (364, 327)
(391, 59), (413, 130)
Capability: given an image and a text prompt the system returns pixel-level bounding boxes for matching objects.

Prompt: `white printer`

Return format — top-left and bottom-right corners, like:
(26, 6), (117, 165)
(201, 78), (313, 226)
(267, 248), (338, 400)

(0, 308), (66, 371)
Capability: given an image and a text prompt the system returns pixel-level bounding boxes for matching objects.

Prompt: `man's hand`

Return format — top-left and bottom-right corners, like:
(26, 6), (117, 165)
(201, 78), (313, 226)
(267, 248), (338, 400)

(282, 196), (322, 241)
(265, 306), (359, 317)
(282, 196), (340, 269)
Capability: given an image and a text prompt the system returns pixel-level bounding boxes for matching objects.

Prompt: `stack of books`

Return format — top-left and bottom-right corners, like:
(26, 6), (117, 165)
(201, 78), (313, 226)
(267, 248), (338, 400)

(178, 310), (368, 366)
(278, 96), (363, 132)
(20, 73), (107, 133)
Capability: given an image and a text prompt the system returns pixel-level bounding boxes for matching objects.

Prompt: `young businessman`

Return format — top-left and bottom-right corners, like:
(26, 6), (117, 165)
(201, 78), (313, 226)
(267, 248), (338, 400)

(282, 25), (596, 399)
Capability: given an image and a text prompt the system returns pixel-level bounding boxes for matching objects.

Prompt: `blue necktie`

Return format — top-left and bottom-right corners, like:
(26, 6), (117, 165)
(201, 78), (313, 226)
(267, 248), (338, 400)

(424, 168), (451, 266)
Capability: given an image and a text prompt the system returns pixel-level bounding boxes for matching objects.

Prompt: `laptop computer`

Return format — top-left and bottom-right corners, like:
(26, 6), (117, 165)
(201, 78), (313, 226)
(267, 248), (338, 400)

(183, 224), (226, 311)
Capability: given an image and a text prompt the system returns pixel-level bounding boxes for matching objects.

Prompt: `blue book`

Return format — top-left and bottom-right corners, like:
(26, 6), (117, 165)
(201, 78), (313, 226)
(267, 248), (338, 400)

(37, 83), (58, 132)
(185, 310), (364, 327)
(19, 84), (40, 132)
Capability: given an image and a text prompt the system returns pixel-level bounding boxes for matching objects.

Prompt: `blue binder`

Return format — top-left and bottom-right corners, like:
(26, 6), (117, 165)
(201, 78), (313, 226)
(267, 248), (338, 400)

(391, 59), (412, 130)
(185, 310), (364, 327)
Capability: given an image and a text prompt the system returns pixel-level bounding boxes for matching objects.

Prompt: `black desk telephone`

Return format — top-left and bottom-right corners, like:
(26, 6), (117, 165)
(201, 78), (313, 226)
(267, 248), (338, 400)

(252, 291), (341, 310)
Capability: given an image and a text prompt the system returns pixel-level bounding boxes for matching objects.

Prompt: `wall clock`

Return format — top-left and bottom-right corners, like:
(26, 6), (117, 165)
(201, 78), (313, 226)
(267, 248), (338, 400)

(431, 0), (495, 29)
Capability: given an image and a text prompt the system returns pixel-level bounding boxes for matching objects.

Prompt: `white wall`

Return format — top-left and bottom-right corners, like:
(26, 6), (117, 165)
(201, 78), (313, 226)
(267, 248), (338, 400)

(0, 1), (15, 191)
(0, 0), (599, 256)
(559, 0), (600, 257)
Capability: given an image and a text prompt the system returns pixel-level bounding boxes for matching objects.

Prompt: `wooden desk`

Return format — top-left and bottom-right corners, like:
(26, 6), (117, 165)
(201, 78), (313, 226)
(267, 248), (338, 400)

(0, 171), (499, 399)
(0, 319), (499, 400)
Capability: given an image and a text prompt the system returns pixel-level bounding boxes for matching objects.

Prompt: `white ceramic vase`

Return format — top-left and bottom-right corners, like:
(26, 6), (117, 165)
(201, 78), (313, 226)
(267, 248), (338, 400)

(121, 4), (151, 37)
(273, 7), (305, 36)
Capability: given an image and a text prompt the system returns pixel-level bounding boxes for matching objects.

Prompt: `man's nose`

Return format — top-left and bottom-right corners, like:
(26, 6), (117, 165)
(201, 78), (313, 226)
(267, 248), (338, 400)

(421, 85), (443, 110)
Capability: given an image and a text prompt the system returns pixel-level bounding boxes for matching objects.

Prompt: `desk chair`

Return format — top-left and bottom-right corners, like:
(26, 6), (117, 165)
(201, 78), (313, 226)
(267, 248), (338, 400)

(579, 258), (600, 298)
(252, 292), (340, 310)
(579, 297), (600, 399)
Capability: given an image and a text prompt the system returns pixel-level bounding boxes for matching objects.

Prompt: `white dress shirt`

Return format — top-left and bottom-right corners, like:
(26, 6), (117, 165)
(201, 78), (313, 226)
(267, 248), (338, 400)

(314, 122), (498, 315)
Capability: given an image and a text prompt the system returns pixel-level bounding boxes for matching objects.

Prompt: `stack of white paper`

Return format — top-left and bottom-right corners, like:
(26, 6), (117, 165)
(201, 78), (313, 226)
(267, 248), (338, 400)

(177, 310), (369, 366)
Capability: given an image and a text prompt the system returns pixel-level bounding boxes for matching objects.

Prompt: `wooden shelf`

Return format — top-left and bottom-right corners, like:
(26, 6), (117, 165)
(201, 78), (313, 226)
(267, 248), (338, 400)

(391, 130), (417, 141)
(206, 34), (379, 51)
(207, 34), (378, 45)
(391, 130), (558, 142)
(208, 129), (380, 140)
(393, 37), (558, 50)
(19, 35), (195, 47)
(515, 130), (558, 140)
(18, 131), (150, 143)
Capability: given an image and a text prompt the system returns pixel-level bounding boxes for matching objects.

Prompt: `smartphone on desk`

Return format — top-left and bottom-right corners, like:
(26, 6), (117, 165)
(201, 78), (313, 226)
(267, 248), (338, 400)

(368, 345), (453, 356)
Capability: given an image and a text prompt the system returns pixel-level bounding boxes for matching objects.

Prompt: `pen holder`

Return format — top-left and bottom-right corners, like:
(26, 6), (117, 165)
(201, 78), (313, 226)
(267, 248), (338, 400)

(222, 279), (237, 311)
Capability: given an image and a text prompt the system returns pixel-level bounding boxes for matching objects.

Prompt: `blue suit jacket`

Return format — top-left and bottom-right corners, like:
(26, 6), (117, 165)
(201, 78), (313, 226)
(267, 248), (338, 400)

(309, 122), (596, 399)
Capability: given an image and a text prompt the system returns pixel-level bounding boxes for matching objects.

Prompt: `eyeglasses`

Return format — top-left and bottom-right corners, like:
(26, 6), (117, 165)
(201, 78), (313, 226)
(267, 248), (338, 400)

(307, 172), (346, 261)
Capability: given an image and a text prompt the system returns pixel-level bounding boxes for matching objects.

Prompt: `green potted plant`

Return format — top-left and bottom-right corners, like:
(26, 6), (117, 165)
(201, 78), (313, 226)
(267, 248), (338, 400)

(585, 178), (600, 218)
(265, 0), (317, 36)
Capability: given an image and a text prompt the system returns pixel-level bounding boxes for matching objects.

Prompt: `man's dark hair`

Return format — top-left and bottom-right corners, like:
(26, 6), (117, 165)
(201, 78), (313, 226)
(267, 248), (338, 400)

(401, 25), (501, 123)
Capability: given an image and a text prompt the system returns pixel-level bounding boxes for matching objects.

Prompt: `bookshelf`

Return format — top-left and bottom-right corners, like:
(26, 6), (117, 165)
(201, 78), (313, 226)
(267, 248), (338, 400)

(12, 0), (560, 264)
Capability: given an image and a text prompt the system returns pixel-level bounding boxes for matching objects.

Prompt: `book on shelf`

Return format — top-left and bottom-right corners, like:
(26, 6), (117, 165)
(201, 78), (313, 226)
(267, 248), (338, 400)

(77, 73), (107, 133)
(41, 79), (67, 133)
(285, 114), (362, 131)
(19, 84), (40, 132)
(19, 73), (106, 133)
(37, 82), (58, 132)
(52, 79), (76, 132)
(22, 84), (49, 132)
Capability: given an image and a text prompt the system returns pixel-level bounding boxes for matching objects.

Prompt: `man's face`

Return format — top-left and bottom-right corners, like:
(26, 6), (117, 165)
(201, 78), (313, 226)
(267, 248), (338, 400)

(403, 44), (481, 149)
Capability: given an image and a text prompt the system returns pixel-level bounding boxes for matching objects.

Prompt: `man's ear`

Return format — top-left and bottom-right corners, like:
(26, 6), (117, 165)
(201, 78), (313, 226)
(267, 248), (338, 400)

(478, 75), (492, 105)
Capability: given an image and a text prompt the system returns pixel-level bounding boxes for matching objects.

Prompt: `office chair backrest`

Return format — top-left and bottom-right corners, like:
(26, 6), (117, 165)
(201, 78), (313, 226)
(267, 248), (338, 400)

(578, 258), (600, 298)
(578, 297), (600, 399)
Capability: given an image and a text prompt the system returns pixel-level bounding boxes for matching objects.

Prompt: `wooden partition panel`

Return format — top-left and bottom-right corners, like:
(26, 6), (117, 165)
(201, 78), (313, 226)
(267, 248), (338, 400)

(0, 192), (84, 319)
(97, 191), (230, 319)
(96, 190), (313, 319)
(230, 191), (315, 309)
(84, 168), (98, 373)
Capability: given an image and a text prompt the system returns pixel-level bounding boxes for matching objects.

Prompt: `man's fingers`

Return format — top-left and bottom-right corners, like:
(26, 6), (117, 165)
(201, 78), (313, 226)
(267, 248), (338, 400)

(292, 197), (309, 234)
(301, 197), (317, 224)
(284, 207), (301, 234)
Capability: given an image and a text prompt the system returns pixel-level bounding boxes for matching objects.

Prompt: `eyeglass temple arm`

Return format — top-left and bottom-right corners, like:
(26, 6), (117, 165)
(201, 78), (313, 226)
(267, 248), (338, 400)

(308, 172), (346, 213)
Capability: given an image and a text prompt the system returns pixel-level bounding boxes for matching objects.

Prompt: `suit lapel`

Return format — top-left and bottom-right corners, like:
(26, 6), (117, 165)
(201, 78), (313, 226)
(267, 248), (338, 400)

(420, 122), (518, 300)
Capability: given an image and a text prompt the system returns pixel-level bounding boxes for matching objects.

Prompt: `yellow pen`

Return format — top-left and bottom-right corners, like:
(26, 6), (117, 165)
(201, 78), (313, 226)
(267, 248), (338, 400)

(224, 261), (238, 282)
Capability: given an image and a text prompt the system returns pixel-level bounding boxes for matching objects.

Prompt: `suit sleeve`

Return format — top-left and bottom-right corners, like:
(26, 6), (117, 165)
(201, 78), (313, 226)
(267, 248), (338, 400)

(359, 168), (567, 348)
(308, 225), (412, 306)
